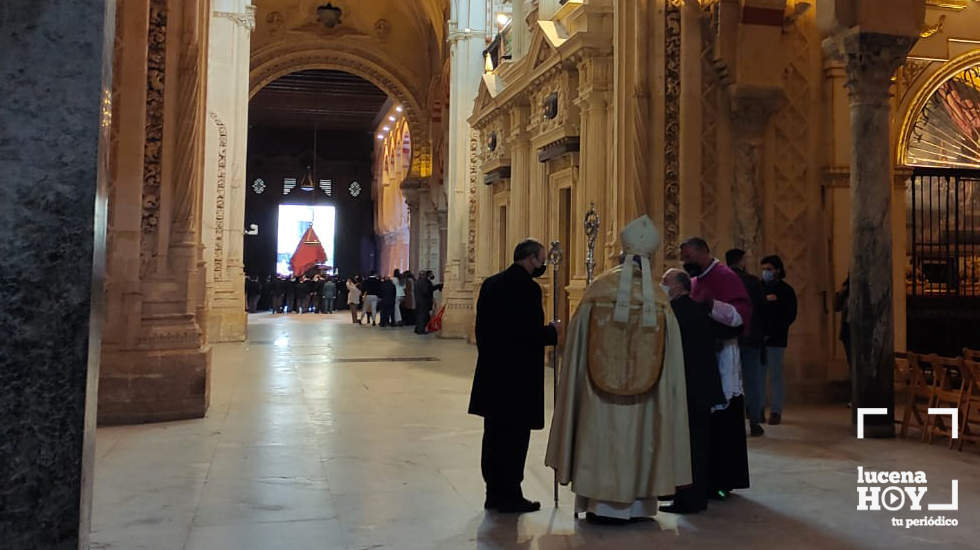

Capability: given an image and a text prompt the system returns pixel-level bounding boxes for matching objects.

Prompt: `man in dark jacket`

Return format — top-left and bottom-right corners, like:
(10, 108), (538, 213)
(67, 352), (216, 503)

(726, 248), (767, 436)
(660, 268), (726, 514)
(468, 240), (561, 514)
(379, 276), (397, 327)
(760, 255), (797, 426)
(414, 270), (443, 334)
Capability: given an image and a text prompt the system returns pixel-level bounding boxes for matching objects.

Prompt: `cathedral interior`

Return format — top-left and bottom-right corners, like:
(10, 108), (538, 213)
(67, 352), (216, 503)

(3, 0), (980, 548)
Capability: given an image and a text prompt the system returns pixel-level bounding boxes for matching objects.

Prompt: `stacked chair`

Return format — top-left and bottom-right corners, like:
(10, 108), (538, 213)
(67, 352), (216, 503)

(895, 347), (980, 452)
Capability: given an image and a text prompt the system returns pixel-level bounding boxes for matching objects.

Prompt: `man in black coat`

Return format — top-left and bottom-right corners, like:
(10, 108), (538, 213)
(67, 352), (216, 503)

(378, 276), (397, 327)
(660, 268), (726, 514)
(413, 270), (443, 334)
(468, 240), (562, 514)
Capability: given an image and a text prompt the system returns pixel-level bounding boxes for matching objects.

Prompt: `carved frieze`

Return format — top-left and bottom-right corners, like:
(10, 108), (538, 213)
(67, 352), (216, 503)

(700, 6), (720, 245)
(663, 0), (681, 260)
(209, 112), (228, 282)
(467, 129), (480, 279)
(140, 0), (167, 276)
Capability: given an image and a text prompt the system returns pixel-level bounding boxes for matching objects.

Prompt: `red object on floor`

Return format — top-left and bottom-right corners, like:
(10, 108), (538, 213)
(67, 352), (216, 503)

(427, 305), (446, 333)
(290, 226), (327, 276)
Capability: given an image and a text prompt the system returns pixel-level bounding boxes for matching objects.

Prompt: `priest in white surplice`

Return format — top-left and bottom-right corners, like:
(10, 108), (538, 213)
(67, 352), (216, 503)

(545, 215), (691, 521)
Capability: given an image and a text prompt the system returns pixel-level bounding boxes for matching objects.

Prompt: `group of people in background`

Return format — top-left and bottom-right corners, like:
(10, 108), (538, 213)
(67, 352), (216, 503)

(345, 270), (443, 334)
(244, 269), (444, 335)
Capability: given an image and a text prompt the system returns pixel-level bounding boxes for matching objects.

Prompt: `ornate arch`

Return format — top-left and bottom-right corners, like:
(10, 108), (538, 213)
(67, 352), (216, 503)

(249, 43), (432, 181)
(896, 49), (980, 167)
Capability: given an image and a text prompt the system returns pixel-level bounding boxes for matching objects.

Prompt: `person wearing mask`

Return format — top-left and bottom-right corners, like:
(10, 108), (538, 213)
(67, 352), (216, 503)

(393, 269), (406, 326)
(346, 277), (362, 324)
(469, 239), (562, 513)
(402, 272), (416, 327)
(414, 270), (443, 334)
(379, 276), (397, 327)
(361, 271), (382, 326)
(759, 255), (797, 426)
(322, 276), (337, 314)
(725, 248), (767, 436)
(659, 268), (727, 514)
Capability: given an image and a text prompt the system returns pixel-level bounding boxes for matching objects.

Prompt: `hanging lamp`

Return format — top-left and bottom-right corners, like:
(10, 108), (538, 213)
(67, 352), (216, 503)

(300, 125), (317, 191)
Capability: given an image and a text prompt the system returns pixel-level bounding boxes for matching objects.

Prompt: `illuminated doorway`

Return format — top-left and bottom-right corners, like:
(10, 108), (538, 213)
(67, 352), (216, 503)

(277, 204), (336, 275)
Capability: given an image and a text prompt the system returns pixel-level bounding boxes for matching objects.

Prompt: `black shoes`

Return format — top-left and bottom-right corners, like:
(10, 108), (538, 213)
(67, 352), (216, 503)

(769, 412), (782, 425)
(749, 422), (765, 437)
(584, 512), (631, 525)
(492, 498), (541, 514)
(658, 503), (699, 515)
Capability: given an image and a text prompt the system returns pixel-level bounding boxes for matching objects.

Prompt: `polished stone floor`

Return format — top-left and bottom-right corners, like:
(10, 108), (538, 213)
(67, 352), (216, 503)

(91, 313), (979, 550)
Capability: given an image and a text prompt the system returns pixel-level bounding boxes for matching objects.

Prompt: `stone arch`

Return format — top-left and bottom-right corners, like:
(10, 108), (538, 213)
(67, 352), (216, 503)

(249, 43), (431, 181)
(896, 49), (980, 167)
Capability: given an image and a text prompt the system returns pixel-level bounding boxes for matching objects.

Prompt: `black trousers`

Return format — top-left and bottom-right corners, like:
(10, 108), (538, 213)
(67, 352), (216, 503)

(480, 417), (531, 502)
(379, 304), (395, 326)
(672, 403), (712, 511)
(708, 395), (750, 492)
(415, 304), (431, 333)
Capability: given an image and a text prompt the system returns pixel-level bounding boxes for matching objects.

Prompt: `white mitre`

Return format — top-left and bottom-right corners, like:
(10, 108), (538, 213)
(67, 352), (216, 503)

(613, 215), (660, 328)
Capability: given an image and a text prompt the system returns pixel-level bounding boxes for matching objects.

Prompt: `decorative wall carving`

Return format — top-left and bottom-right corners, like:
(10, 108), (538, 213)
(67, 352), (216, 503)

(699, 7), (719, 244)
(467, 129), (480, 279)
(663, 0), (682, 260)
(897, 58), (933, 103)
(141, 0), (167, 276)
(214, 6), (256, 30)
(209, 112), (228, 281)
(771, 19), (812, 290)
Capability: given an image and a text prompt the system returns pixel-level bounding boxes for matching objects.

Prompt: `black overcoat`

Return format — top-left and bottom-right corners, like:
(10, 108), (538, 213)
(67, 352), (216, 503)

(468, 263), (557, 430)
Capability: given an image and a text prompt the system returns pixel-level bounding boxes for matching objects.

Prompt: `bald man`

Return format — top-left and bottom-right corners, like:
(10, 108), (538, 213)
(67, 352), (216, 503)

(660, 268), (726, 514)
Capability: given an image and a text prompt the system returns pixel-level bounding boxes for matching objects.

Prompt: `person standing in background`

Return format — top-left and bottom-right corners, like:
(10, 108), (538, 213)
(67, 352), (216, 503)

(347, 277), (362, 324)
(725, 248), (767, 436)
(403, 272), (416, 327)
(393, 269), (405, 326)
(759, 255), (797, 426)
(322, 276), (337, 314)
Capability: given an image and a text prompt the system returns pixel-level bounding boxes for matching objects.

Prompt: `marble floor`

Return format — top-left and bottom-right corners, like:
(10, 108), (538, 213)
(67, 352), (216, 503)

(91, 313), (979, 550)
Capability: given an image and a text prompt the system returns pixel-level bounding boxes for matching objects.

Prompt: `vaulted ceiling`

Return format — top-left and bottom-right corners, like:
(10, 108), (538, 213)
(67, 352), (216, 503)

(248, 69), (389, 131)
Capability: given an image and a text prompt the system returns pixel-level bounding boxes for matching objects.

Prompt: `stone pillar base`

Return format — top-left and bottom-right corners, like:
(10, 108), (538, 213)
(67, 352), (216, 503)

(439, 289), (475, 339)
(204, 292), (247, 343)
(97, 346), (211, 425)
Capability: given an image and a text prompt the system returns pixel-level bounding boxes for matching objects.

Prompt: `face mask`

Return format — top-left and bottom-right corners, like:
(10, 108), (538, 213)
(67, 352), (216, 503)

(659, 283), (672, 297)
(683, 262), (702, 277)
(762, 270), (776, 283)
(531, 263), (547, 278)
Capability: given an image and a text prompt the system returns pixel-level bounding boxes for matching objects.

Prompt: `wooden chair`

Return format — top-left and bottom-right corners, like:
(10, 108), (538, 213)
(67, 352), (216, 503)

(957, 358), (980, 452)
(923, 355), (966, 448)
(899, 353), (933, 440)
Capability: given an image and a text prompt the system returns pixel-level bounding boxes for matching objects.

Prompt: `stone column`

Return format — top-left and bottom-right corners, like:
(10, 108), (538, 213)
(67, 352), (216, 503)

(508, 105), (531, 242)
(403, 186), (422, 273)
(576, 55), (612, 274)
(440, 0), (486, 338)
(839, 30), (916, 437)
(729, 86), (784, 264)
(203, 1), (254, 343)
(0, 1), (113, 546)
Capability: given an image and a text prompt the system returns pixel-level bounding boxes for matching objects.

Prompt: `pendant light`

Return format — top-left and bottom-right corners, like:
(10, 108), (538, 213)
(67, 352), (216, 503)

(300, 125), (317, 192)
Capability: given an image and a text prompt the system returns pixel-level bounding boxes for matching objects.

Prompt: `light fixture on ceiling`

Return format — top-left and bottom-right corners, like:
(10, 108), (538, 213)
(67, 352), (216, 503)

(383, 126), (390, 132)
(395, 105), (403, 112)
(300, 126), (317, 192)
(388, 115), (396, 121)
(377, 134), (385, 140)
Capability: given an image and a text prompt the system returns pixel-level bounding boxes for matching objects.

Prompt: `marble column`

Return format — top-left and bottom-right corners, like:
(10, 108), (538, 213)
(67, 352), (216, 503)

(203, 1), (254, 343)
(403, 186), (422, 273)
(840, 30), (916, 437)
(440, 0), (486, 339)
(729, 86), (784, 264)
(0, 1), (113, 546)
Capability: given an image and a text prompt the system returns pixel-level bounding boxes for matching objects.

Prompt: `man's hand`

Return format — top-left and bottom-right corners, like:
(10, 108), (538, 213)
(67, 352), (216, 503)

(551, 319), (564, 347)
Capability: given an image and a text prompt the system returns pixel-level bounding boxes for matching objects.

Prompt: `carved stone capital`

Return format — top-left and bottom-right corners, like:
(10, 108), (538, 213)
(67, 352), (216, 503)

(729, 85), (786, 140)
(839, 30), (917, 103)
(214, 5), (256, 31)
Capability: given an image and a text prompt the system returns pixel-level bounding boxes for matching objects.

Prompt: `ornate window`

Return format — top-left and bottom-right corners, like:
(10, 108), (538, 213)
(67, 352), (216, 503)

(252, 178), (266, 194)
(349, 181), (361, 198)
